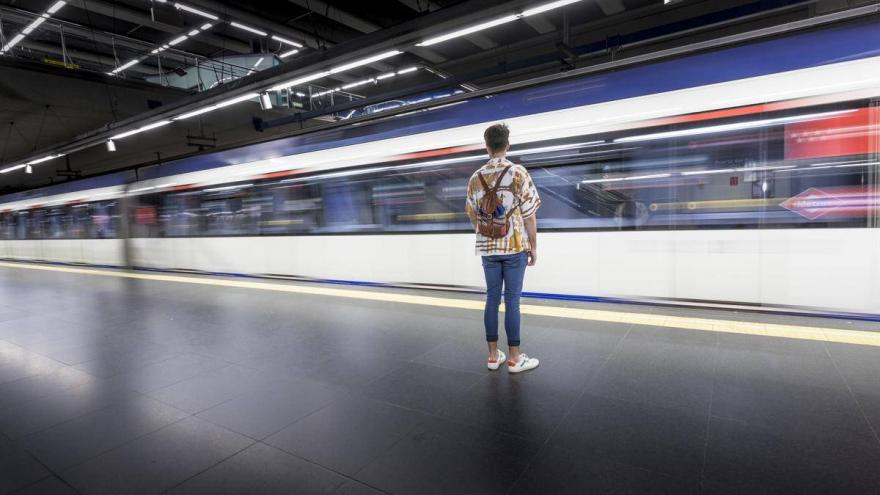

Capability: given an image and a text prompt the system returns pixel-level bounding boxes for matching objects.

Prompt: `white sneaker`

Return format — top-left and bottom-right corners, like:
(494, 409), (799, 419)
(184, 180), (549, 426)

(487, 350), (506, 371)
(508, 353), (540, 374)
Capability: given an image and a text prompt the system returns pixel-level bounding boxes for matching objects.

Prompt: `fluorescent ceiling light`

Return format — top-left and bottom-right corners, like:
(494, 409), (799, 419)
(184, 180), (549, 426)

(22, 16), (47, 35)
(230, 22), (267, 37)
(0, 1), (67, 54)
(271, 35), (303, 48)
(521, 0), (582, 17)
(200, 23), (213, 30)
(0, 164), (26, 174)
(0, 33), (25, 53)
(47, 1), (67, 14)
(111, 120), (171, 140)
(342, 78), (375, 90)
(174, 106), (218, 120)
(417, 0), (584, 46)
(174, 3), (218, 20)
(614, 110), (856, 143)
(215, 92), (259, 108)
(376, 72), (395, 80)
(417, 15), (519, 46)
(397, 67), (418, 74)
(279, 49), (299, 58)
(111, 58), (140, 73)
(27, 153), (65, 165)
(269, 71), (331, 92)
(168, 35), (188, 46)
(329, 50), (403, 74)
(188, 29), (199, 36)
(174, 93), (259, 120)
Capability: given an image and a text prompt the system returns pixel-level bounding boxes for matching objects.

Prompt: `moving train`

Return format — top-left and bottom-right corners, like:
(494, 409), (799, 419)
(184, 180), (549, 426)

(2, 18), (879, 316)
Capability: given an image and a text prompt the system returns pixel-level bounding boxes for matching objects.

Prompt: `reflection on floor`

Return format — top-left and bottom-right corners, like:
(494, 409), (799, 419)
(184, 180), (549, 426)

(0, 263), (879, 494)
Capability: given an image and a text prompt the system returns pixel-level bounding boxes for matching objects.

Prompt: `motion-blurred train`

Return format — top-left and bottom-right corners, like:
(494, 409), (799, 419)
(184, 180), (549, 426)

(2, 18), (879, 316)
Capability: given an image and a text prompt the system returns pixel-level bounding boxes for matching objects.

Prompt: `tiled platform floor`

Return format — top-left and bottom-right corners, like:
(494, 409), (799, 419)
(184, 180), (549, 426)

(1, 264), (879, 494)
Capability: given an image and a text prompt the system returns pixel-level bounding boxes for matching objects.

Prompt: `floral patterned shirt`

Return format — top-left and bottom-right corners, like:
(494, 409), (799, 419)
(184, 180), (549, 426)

(465, 157), (541, 256)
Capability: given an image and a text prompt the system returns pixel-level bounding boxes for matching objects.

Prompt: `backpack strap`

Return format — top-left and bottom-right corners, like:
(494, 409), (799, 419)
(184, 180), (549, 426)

(492, 165), (512, 192)
(477, 171), (492, 193)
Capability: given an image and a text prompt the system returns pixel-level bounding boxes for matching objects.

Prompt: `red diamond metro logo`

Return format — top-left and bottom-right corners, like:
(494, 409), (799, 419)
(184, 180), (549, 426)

(780, 187), (840, 220)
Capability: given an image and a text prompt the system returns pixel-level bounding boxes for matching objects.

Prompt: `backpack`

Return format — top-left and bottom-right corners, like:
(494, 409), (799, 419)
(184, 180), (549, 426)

(476, 165), (513, 239)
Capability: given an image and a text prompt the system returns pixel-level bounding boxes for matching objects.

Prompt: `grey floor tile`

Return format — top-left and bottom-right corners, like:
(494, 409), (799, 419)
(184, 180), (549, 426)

(72, 345), (178, 379)
(510, 446), (701, 495)
(21, 396), (188, 471)
(0, 366), (96, 409)
(196, 377), (343, 440)
(439, 372), (580, 442)
(330, 481), (387, 495)
(0, 343), (66, 386)
(546, 393), (708, 480)
(63, 416), (253, 495)
(711, 374), (865, 433)
(703, 416), (880, 494)
(146, 364), (274, 414)
(167, 442), (346, 495)
(7, 476), (79, 495)
(0, 436), (51, 494)
(588, 332), (716, 412)
(265, 396), (423, 476)
(0, 380), (139, 439)
(355, 414), (537, 495)
(107, 352), (230, 393)
(360, 362), (483, 415)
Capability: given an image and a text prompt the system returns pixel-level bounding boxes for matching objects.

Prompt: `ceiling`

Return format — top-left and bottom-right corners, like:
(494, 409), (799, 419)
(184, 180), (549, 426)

(0, 0), (872, 192)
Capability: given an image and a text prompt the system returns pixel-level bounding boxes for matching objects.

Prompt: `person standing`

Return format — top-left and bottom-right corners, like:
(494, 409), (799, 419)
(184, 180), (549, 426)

(465, 123), (541, 373)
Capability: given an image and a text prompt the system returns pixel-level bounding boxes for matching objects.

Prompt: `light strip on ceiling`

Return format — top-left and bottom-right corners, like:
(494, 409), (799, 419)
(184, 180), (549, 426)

(110, 58), (141, 74)
(328, 50), (403, 74)
(0, 164), (26, 174)
(416, 0), (582, 46)
(173, 2), (218, 20)
(269, 71), (331, 92)
(0, 1), (68, 54)
(521, 0), (582, 16)
(0, 153), (65, 174)
(173, 93), (259, 120)
(230, 22), (267, 37)
(417, 15), (519, 47)
(279, 49), (299, 58)
(271, 35), (303, 48)
(111, 120), (172, 140)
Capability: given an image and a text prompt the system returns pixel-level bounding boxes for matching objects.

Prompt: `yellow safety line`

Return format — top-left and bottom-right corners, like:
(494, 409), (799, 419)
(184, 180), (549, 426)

(1, 261), (878, 347)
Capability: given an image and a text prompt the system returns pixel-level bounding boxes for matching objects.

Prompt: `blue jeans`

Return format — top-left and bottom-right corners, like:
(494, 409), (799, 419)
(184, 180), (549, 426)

(482, 251), (527, 347)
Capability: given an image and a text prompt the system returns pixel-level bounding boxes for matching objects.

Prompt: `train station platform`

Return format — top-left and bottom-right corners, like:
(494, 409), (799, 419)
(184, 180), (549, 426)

(1, 261), (879, 495)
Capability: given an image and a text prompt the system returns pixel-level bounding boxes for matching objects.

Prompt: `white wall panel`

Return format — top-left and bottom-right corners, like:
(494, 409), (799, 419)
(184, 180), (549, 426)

(671, 231), (762, 303)
(1, 228), (878, 314)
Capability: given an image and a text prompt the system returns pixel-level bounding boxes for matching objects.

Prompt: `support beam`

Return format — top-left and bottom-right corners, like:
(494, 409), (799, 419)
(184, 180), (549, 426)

(65, 0), (251, 54)
(396, 0), (498, 49)
(184, 0), (330, 50)
(287, 0), (381, 34)
(523, 16), (556, 34)
(0, 6), (197, 68)
(595, 0), (626, 15)
(18, 40), (156, 75)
